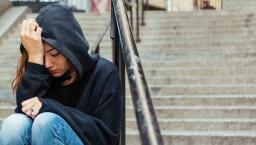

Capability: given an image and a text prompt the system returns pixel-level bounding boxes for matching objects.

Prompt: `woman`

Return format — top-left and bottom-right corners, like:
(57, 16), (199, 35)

(0, 3), (123, 145)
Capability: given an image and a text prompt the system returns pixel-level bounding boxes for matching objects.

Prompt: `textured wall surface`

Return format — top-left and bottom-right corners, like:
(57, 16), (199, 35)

(0, 0), (11, 15)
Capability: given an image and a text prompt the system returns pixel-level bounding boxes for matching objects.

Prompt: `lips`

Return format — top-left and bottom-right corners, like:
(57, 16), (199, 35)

(50, 70), (59, 74)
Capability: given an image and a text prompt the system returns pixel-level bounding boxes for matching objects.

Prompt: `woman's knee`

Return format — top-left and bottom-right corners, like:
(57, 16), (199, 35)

(32, 112), (63, 134)
(1, 113), (32, 134)
(0, 113), (32, 144)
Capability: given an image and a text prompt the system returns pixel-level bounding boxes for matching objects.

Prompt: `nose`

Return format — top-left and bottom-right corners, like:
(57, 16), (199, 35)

(44, 57), (53, 70)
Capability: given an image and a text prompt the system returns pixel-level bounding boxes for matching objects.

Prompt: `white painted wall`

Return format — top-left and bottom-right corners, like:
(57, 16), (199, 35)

(169, 0), (194, 11)
(148, 0), (194, 11)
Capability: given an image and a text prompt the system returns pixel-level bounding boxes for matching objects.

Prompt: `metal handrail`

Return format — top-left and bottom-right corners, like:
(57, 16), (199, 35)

(111, 0), (164, 145)
(125, 0), (148, 42)
(90, 0), (162, 144)
(91, 20), (111, 54)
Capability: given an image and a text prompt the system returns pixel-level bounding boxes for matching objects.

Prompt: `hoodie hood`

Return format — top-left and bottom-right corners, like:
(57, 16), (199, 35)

(20, 3), (99, 79)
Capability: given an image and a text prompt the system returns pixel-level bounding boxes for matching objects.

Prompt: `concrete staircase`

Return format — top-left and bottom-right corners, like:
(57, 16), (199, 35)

(1, 6), (256, 145)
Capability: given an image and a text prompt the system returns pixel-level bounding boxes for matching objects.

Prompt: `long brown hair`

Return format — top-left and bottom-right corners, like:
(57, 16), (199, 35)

(12, 51), (78, 93)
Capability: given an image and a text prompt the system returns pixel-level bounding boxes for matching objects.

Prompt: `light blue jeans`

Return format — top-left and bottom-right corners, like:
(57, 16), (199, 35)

(0, 112), (84, 145)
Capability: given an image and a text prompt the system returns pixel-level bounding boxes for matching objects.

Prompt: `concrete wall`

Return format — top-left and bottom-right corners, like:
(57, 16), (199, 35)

(0, 0), (11, 15)
(149, 0), (194, 11)
(148, 0), (166, 9)
(169, 0), (194, 11)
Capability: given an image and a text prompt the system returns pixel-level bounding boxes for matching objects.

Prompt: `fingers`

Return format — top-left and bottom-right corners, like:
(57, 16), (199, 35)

(30, 22), (36, 32)
(22, 102), (34, 113)
(22, 97), (42, 119)
(20, 20), (26, 37)
(20, 19), (40, 38)
(24, 20), (30, 36)
(31, 103), (42, 119)
(36, 26), (43, 34)
(25, 108), (33, 117)
(21, 97), (36, 106)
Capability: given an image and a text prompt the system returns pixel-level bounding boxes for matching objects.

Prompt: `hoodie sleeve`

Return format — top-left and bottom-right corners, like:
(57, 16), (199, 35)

(15, 62), (51, 113)
(37, 69), (123, 145)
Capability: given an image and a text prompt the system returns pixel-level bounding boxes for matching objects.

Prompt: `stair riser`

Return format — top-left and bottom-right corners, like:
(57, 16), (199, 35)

(126, 97), (256, 106)
(126, 108), (256, 118)
(126, 121), (256, 131)
(0, 108), (14, 118)
(125, 87), (256, 96)
(126, 135), (256, 145)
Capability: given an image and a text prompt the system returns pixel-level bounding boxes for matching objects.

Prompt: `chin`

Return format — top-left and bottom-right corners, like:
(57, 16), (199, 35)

(51, 72), (64, 77)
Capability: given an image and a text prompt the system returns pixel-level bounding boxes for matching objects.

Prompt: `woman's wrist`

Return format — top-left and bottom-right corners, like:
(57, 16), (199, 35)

(28, 55), (44, 65)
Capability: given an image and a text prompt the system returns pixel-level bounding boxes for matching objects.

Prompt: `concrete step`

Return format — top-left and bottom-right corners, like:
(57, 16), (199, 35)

(126, 95), (256, 106)
(0, 99), (15, 106)
(138, 29), (256, 36)
(0, 105), (15, 118)
(139, 20), (256, 27)
(141, 28), (256, 34)
(138, 60), (256, 68)
(126, 130), (256, 145)
(127, 106), (256, 119)
(126, 84), (256, 96)
(127, 68), (256, 77)
(0, 88), (15, 99)
(73, 11), (256, 18)
(126, 118), (256, 131)
(77, 21), (256, 29)
(78, 22), (256, 30)
(102, 51), (256, 61)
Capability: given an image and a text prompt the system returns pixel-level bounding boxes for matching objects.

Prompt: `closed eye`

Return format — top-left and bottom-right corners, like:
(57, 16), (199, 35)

(51, 52), (60, 57)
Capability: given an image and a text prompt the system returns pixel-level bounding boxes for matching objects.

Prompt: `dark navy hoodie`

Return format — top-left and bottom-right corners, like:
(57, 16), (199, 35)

(15, 4), (123, 145)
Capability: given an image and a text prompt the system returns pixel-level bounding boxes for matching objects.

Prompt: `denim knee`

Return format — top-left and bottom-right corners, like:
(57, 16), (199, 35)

(32, 112), (63, 137)
(32, 112), (84, 145)
(0, 113), (32, 145)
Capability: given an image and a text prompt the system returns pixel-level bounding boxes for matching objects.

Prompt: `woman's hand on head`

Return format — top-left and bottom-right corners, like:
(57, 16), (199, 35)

(21, 97), (42, 119)
(20, 19), (44, 65)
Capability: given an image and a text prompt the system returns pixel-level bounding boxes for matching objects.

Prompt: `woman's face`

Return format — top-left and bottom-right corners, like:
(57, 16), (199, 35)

(43, 43), (71, 77)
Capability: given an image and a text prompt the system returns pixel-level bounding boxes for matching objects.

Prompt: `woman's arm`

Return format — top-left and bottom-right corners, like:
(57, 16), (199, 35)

(15, 62), (51, 114)
(15, 19), (49, 115)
